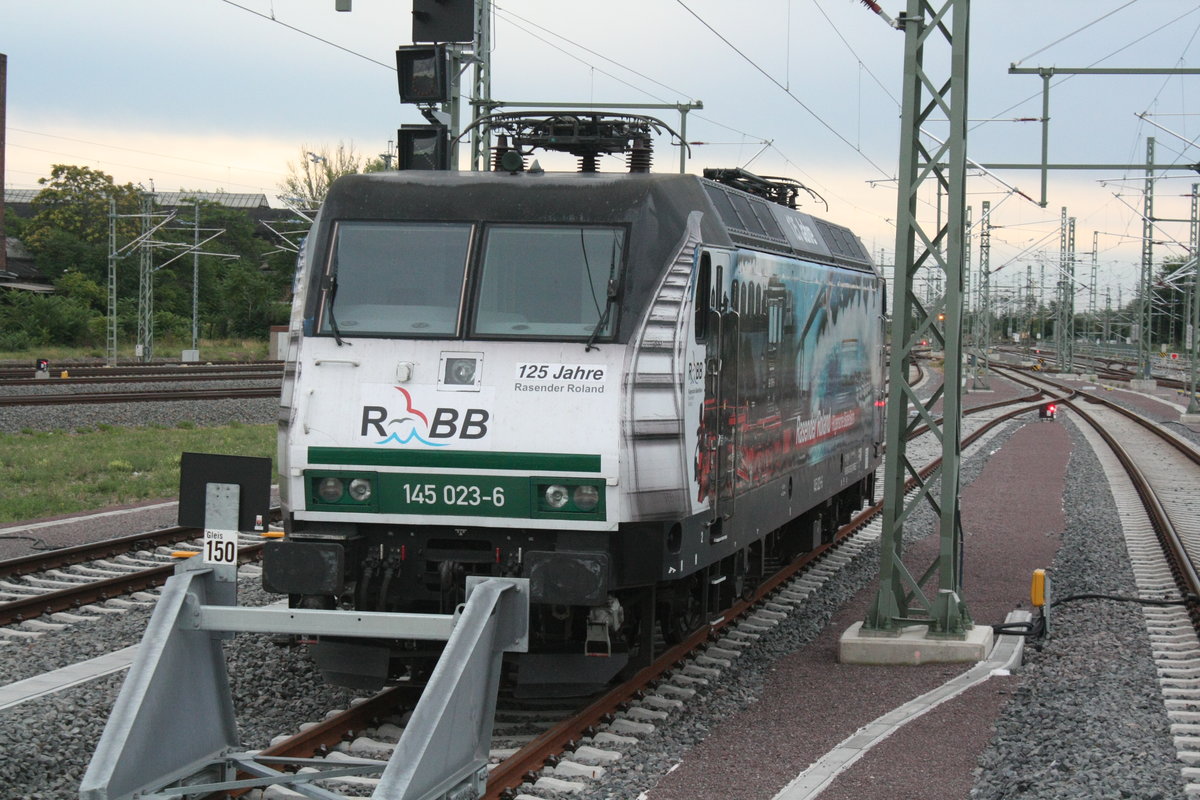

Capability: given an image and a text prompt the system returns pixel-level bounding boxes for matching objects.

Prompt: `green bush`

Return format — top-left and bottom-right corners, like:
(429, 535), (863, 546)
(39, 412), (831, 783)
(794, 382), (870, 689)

(0, 329), (32, 352)
(0, 291), (100, 346)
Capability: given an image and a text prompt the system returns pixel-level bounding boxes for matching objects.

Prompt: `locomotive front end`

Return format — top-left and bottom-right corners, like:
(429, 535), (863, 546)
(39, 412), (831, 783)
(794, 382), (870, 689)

(269, 171), (642, 690)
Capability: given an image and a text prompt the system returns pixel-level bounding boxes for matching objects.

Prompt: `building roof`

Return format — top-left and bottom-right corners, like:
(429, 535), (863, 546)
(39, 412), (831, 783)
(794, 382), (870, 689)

(2, 237), (52, 292)
(4, 188), (40, 204)
(3, 189), (271, 210)
(6, 237), (33, 263)
(155, 191), (271, 209)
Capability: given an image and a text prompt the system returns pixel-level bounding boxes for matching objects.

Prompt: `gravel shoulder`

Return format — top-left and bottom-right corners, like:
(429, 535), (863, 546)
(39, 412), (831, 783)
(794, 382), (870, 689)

(634, 406), (1184, 800)
(0, 377), (1189, 800)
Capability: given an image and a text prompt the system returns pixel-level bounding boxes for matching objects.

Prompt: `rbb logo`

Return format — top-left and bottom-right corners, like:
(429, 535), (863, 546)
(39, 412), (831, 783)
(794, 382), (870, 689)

(428, 408), (489, 439)
(361, 404), (490, 445)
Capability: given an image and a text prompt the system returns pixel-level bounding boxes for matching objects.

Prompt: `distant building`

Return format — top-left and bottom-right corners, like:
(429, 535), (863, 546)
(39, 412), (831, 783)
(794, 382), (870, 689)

(2, 187), (39, 218)
(3, 188), (276, 220)
(1, 189), (300, 292)
(1, 237), (52, 292)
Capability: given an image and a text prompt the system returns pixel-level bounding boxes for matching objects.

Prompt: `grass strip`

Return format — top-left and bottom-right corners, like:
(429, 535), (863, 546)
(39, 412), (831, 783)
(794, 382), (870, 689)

(0, 422), (275, 523)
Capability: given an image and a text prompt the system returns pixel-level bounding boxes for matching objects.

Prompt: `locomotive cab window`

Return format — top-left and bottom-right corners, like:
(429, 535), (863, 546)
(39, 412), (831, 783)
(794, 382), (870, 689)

(473, 225), (625, 339)
(320, 221), (472, 338)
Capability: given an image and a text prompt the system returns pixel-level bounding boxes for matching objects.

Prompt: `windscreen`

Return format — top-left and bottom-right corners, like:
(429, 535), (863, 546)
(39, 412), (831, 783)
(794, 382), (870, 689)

(473, 225), (625, 339)
(321, 221), (472, 337)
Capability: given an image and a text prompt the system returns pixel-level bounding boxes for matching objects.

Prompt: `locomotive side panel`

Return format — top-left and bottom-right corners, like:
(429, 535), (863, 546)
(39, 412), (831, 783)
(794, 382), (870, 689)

(664, 246), (882, 578)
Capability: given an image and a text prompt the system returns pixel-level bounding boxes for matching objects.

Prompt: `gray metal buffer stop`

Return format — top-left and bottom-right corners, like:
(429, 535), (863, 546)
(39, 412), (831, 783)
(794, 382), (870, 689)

(79, 463), (529, 800)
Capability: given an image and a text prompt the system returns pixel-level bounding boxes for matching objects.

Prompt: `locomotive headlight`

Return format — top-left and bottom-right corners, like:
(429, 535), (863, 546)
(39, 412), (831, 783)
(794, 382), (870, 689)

(445, 357), (477, 385)
(573, 485), (600, 511)
(317, 477), (344, 502)
(348, 477), (373, 502)
(533, 480), (605, 518)
(543, 484), (570, 509)
(439, 352), (483, 391)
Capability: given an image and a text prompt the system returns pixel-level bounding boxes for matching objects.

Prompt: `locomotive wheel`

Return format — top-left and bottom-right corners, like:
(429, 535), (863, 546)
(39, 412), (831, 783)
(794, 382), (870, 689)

(659, 579), (703, 644)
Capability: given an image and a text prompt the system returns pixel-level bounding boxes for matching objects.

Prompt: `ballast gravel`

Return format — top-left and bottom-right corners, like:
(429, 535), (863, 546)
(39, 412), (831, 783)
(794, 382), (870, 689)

(528, 415), (1187, 800)
(0, 386), (1191, 799)
(0, 380), (278, 433)
(0, 582), (358, 800)
(967, 419), (1182, 800)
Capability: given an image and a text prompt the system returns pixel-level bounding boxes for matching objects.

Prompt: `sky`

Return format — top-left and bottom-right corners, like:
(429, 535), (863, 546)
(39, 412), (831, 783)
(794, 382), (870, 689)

(4, 0), (1200, 306)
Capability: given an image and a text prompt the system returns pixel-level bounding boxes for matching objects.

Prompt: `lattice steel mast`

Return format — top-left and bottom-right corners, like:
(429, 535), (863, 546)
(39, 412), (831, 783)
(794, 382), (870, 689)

(973, 199), (992, 389)
(1139, 138), (1156, 380)
(865, 0), (973, 637)
(1055, 207), (1076, 373)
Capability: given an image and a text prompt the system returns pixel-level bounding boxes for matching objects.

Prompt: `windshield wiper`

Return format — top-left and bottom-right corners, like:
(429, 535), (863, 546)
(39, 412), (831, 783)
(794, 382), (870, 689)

(585, 279), (617, 352)
(322, 274), (350, 347)
(584, 233), (621, 352)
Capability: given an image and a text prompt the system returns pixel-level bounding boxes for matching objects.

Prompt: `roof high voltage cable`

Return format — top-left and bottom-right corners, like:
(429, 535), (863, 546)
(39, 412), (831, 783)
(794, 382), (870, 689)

(673, 0), (893, 178)
(492, 9), (674, 104)
(492, 4), (778, 160)
(9, 127), (283, 179)
(985, 4), (1200, 132)
(1011, 0), (1141, 67)
(814, 0), (900, 106)
(493, 4), (691, 102)
(8, 143), (274, 194)
(217, 0), (395, 71)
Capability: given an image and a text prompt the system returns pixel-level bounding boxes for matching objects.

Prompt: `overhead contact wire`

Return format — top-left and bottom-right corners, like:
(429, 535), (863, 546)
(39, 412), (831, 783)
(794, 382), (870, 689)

(673, 0), (893, 179)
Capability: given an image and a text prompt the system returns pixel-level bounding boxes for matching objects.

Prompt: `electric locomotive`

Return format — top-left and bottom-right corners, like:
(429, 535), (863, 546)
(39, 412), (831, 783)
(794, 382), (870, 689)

(265, 114), (886, 692)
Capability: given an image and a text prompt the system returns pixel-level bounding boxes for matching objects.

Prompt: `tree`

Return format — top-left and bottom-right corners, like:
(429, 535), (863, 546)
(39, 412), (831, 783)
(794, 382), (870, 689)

(153, 196), (295, 340)
(5, 164), (300, 352)
(25, 165), (141, 248)
(20, 166), (143, 285)
(278, 142), (366, 210)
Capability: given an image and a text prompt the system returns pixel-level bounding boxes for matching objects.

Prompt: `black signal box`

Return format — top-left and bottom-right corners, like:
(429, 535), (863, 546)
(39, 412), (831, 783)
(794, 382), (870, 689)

(412, 0), (475, 43)
(397, 45), (450, 104)
(397, 125), (451, 170)
(178, 452), (272, 533)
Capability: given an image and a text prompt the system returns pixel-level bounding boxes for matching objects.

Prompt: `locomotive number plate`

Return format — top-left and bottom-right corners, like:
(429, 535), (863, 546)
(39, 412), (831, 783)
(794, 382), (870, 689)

(382, 474), (529, 518)
(402, 481), (507, 508)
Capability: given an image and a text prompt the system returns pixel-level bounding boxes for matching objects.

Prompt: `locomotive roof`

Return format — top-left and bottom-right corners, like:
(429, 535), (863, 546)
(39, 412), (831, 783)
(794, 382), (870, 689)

(320, 170), (877, 275)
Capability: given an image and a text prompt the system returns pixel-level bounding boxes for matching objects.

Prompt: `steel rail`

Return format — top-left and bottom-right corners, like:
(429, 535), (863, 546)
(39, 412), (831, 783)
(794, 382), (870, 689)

(0, 361), (283, 381)
(221, 390), (1044, 800)
(0, 541), (266, 627)
(0, 385), (280, 406)
(1065, 398), (1200, 617)
(992, 365), (1200, 617)
(0, 372), (283, 388)
(484, 399), (1045, 796)
(0, 508), (283, 579)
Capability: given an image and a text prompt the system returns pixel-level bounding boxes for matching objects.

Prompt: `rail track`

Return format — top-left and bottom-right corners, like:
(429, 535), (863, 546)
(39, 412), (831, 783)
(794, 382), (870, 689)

(243, 382), (1050, 799)
(0, 359), (283, 408)
(993, 365), (1200, 792)
(0, 362), (1034, 798)
(0, 361), (282, 382)
(996, 366), (1200, 604)
(993, 346), (1196, 393)
(237, 368), (1200, 799)
(0, 371), (283, 389)
(0, 359), (282, 406)
(5, 365), (1195, 797)
(0, 385), (281, 406)
(0, 514), (280, 627)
